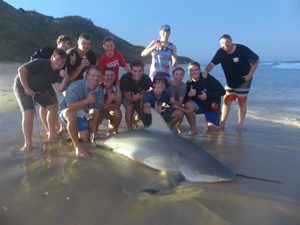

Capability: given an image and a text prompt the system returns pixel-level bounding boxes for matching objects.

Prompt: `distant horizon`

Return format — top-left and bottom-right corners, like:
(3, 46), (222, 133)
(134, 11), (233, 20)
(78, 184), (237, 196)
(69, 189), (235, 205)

(3, 0), (300, 63)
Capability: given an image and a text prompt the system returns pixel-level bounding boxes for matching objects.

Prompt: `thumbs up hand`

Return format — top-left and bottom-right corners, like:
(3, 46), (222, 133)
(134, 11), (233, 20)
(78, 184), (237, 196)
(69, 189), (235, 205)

(188, 86), (196, 97)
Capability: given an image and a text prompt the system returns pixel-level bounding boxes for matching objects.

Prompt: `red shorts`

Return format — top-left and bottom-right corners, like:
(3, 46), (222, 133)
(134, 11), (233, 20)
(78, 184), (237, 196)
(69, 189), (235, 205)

(224, 93), (248, 104)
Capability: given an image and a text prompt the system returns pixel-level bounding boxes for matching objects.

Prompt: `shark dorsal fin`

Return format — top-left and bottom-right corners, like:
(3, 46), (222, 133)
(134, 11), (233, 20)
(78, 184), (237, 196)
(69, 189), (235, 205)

(146, 108), (172, 134)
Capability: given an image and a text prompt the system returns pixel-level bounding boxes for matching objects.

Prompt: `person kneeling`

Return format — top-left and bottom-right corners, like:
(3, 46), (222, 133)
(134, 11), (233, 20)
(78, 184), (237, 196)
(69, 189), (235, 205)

(142, 74), (183, 129)
(59, 66), (104, 157)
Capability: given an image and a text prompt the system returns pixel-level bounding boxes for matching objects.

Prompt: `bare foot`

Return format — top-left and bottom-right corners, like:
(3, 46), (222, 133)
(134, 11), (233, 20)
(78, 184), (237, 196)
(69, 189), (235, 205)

(57, 125), (66, 136)
(48, 133), (61, 141)
(75, 147), (91, 158)
(237, 125), (243, 133)
(20, 143), (32, 152)
(188, 130), (197, 136)
(176, 125), (182, 134)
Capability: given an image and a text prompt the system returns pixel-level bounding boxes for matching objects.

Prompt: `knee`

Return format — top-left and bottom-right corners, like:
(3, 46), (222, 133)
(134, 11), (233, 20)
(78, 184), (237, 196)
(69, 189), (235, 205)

(125, 105), (134, 114)
(174, 110), (184, 118)
(115, 109), (122, 118)
(65, 110), (77, 123)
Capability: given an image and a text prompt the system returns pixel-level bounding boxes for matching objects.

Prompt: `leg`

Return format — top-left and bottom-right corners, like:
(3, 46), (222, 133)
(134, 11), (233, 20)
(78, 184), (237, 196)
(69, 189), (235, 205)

(46, 104), (60, 140)
(89, 110), (100, 139)
(237, 96), (248, 132)
(125, 104), (134, 130)
(168, 110), (184, 128)
(184, 101), (199, 135)
(39, 107), (49, 134)
(221, 99), (233, 129)
(108, 109), (122, 134)
(21, 110), (35, 152)
(64, 110), (88, 157)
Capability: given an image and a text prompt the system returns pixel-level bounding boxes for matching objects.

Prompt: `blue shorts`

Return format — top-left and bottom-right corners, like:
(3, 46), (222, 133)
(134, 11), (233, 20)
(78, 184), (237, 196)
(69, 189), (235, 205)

(59, 109), (89, 132)
(193, 99), (221, 126)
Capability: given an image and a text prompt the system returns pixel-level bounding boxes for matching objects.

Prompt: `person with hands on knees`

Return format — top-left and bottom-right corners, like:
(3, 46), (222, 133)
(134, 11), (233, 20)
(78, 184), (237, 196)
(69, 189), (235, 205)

(59, 66), (104, 157)
(13, 49), (69, 152)
(184, 62), (225, 135)
(98, 68), (122, 135)
(167, 66), (187, 133)
(202, 34), (259, 132)
(141, 24), (177, 80)
(120, 60), (151, 130)
(66, 33), (97, 83)
(142, 74), (184, 129)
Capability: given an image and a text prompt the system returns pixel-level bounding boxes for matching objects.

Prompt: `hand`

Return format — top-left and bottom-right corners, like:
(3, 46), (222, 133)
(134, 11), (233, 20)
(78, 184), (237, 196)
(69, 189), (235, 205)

(154, 101), (164, 113)
(81, 57), (90, 68)
(70, 53), (76, 66)
(202, 70), (208, 79)
(170, 97), (175, 104)
(24, 87), (35, 96)
(132, 92), (141, 102)
(59, 67), (68, 79)
(188, 86), (196, 97)
(85, 92), (97, 104)
(197, 91), (207, 100)
(106, 92), (116, 104)
(243, 74), (252, 81)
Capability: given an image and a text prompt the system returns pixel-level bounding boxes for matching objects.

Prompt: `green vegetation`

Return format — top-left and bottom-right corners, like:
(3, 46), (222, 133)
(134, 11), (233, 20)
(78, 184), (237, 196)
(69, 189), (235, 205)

(0, 0), (191, 63)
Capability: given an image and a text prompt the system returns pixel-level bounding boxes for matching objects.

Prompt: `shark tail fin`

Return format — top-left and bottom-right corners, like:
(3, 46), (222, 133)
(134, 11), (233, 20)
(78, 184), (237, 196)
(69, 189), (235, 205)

(146, 108), (172, 134)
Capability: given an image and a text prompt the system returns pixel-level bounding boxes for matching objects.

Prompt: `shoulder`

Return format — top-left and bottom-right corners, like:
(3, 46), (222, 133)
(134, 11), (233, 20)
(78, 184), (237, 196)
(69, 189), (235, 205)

(66, 47), (77, 55)
(142, 74), (151, 82)
(99, 53), (107, 60)
(114, 51), (122, 57)
(121, 72), (131, 80)
(120, 73), (132, 85)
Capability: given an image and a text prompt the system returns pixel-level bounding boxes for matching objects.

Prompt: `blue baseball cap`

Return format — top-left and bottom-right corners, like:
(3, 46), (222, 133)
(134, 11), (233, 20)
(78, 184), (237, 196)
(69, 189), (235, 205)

(160, 24), (171, 32)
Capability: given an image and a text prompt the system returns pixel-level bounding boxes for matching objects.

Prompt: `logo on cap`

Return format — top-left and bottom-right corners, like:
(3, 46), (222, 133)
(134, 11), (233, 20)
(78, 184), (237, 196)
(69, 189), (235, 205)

(160, 24), (171, 32)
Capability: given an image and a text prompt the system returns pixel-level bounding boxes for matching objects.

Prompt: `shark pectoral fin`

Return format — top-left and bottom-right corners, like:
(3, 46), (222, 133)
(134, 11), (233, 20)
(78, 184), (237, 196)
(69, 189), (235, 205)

(146, 108), (172, 134)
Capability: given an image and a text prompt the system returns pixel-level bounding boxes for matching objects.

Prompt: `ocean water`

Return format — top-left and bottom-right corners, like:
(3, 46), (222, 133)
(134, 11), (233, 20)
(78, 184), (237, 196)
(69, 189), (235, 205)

(145, 61), (300, 128)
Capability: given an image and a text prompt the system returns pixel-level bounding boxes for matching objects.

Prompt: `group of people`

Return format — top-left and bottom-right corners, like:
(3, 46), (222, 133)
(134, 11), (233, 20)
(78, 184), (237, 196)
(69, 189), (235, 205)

(13, 24), (259, 157)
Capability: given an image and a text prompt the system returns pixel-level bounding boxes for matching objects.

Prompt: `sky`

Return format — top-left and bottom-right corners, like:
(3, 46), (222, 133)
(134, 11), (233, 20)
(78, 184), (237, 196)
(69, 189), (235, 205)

(4, 0), (300, 63)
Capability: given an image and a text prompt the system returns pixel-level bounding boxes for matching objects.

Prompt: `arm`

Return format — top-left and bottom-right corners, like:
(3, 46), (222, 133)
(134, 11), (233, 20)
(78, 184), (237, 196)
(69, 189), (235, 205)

(141, 40), (157, 57)
(68, 62), (87, 82)
(202, 62), (215, 79)
(112, 85), (122, 109)
(53, 68), (69, 92)
(205, 77), (226, 100)
(243, 58), (260, 81)
(18, 66), (35, 96)
(67, 93), (96, 111)
(123, 64), (131, 73)
(171, 44), (178, 68)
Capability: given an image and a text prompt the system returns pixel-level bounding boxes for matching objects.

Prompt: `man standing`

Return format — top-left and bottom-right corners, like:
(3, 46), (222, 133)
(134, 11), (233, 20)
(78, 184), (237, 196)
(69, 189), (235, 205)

(30, 34), (71, 135)
(141, 24), (177, 80)
(59, 65), (103, 157)
(13, 49), (68, 152)
(202, 34), (259, 131)
(120, 60), (151, 130)
(66, 33), (97, 83)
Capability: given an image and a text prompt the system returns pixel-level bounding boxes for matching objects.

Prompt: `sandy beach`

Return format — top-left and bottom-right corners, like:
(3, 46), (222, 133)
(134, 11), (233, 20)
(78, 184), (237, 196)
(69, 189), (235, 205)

(0, 63), (300, 225)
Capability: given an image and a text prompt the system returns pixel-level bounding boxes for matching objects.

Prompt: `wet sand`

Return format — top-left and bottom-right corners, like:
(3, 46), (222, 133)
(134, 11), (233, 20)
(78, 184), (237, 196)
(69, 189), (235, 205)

(0, 63), (300, 225)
